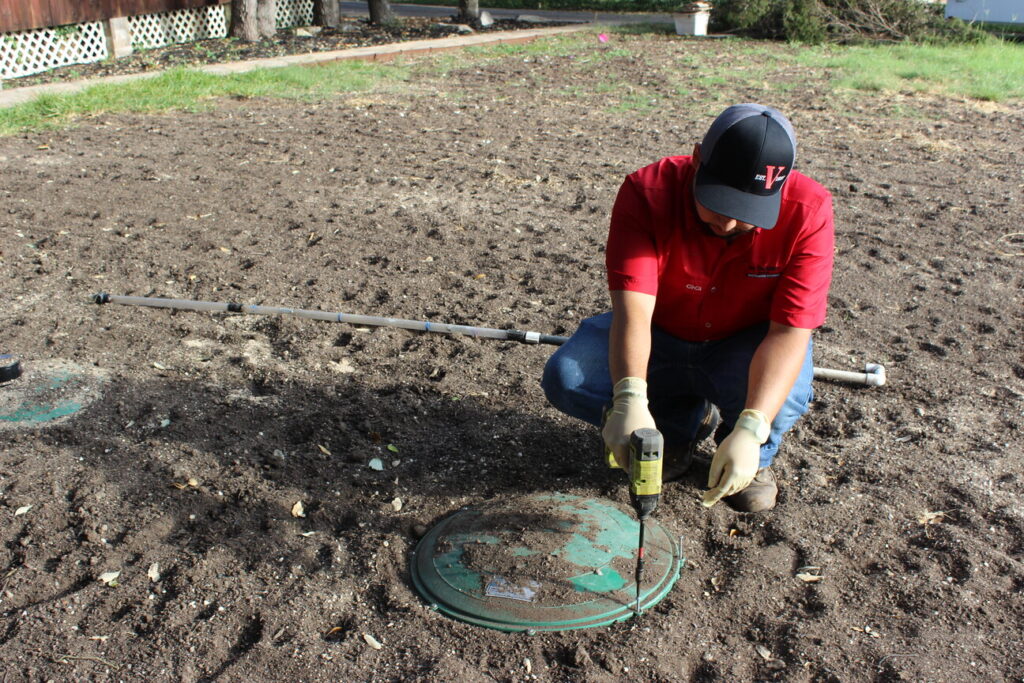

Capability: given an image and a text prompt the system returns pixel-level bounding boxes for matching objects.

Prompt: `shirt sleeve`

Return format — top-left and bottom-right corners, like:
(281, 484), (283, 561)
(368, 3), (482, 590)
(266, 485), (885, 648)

(606, 175), (660, 296)
(770, 192), (835, 329)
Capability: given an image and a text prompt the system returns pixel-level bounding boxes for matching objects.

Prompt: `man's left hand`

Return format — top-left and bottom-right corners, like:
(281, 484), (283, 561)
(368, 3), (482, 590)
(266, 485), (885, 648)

(702, 409), (770, 507)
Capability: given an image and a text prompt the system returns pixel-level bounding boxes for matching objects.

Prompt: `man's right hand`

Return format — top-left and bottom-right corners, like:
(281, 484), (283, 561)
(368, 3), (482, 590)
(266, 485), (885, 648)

(601, 377), (656, 469)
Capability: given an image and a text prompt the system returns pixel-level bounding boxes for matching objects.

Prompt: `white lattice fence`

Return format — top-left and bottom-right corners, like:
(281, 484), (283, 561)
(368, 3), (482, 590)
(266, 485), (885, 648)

(127, 5), (229, 50)
(277, 0), (316, 29)
(1, 23), (109, 80)
(1, 0), (315, 81)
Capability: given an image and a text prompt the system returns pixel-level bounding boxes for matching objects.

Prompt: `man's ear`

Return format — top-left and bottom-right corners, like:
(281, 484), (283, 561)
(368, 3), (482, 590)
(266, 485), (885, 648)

(692, 143), (702, 167)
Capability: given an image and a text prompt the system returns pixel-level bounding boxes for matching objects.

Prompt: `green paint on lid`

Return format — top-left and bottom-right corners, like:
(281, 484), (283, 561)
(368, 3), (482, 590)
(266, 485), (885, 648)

(410, 493), (683, 632)
(0, 370), (86, 424)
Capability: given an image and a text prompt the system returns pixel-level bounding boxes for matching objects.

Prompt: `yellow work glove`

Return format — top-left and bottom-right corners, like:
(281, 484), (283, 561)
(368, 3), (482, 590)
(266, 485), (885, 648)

(702, 409), (770, 508)
(601, 377), (657, 470)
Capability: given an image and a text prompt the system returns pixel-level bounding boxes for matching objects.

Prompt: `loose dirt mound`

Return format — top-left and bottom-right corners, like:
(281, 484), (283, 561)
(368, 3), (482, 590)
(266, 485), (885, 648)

(1, 30), (1022, 681)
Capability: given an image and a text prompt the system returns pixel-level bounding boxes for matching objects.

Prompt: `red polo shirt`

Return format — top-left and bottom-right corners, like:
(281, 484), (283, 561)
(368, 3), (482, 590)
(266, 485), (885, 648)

(606, 155), (834, 341)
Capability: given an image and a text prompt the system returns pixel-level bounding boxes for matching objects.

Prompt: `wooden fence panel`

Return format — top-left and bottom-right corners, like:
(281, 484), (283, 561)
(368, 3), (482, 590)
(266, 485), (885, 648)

(0, 0), (228, 33)
(101, 0), (227, 19)
(0, 2), (48, 33)
(50, 0), (104, 27)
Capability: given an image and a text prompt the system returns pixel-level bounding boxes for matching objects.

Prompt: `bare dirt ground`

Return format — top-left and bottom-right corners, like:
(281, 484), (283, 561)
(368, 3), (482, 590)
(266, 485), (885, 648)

(1, 27), (1023, 681)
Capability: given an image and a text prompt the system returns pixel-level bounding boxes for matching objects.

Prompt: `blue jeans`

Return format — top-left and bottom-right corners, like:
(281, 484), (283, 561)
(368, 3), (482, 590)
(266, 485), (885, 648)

(541, 313), (814, 468)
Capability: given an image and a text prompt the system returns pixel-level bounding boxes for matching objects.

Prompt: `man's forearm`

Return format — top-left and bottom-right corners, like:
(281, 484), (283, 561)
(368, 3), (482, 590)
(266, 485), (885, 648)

(745, 321), (812, 422)
(608, 290), (656, 383)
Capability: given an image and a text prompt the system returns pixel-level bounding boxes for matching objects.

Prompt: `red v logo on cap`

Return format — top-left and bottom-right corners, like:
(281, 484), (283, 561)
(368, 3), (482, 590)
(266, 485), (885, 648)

(764, 165), (786, 190)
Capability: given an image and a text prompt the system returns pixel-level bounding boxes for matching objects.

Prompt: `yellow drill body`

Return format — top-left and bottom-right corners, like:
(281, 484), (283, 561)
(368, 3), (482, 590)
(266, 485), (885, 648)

(628, 428), (664, 519)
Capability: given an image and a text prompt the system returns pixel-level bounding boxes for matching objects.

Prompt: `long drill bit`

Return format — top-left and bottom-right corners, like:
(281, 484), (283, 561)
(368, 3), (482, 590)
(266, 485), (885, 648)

(635, 518), (647, 614)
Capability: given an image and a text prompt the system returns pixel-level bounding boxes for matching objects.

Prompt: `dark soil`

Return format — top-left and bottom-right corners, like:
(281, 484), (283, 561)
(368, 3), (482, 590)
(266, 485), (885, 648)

(2, 27), (1023, 682)
(5, 16), (568, 89)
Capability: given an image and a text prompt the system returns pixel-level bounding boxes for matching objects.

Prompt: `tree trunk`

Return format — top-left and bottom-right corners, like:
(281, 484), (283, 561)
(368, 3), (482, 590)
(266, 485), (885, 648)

(368, 0), (397, 26)
(257, 0), (277, 39)
(314, 0), (340, 28)
(231, 0), (260, 42)
(457, 0), (480, 24)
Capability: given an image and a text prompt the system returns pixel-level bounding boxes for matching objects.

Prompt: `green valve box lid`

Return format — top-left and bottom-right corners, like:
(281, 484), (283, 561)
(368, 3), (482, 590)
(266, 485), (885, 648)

(410, 493), (683, 632)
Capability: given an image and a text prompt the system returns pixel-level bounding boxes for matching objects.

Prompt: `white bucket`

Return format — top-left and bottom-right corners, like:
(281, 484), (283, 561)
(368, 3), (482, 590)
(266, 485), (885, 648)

(674, 10), (710, 36)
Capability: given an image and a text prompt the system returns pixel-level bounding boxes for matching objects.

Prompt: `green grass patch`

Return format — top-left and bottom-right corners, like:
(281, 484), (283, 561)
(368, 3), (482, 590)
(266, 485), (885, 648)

(464, 32), (583, 57)
(593, 80), (622, 94)
(4, 30), (1022, 135)
(796, 40), (1024, 101)
(0, 60), (406, 136)
(699, 74), (730, 87)
(606, 91), (659, 113)
(413, 32), (582, 77)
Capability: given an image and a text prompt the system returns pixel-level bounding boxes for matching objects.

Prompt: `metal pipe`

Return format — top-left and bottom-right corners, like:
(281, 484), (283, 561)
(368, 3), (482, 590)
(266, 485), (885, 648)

(91, 293), (886, 386)
(812, 363), (886, 387)
(91, 293), (569, 345)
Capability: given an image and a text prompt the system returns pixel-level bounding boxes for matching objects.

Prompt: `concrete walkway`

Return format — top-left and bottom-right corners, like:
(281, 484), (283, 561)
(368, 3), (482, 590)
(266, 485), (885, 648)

(0, 23), (595, 109)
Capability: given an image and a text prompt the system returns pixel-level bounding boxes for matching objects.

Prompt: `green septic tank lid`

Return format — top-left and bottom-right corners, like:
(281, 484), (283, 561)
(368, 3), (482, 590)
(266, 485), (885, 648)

(0, 360), (108, 430)
(410, 492), (683, 632)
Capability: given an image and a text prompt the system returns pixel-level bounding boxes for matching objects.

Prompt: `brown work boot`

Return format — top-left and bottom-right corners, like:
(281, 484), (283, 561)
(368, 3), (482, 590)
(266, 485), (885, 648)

(723, 467), (778, 512)
(663, 401), (721, 482)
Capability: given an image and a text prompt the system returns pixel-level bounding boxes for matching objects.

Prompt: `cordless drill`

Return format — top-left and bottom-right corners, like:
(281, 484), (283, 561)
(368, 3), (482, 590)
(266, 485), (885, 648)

(604, 422), (664, 614)
(626, 428), (664, 614)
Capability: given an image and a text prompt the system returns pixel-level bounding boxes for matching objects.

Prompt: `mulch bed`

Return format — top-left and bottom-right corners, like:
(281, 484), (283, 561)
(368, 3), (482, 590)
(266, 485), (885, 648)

(5, 16), (565, 89)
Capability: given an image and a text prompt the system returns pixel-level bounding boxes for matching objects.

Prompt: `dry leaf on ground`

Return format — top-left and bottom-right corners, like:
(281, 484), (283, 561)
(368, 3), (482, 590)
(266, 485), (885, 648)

(918, 510), (948, 526)
(98, 570), (121, 585)
(796, 566), (823, 582)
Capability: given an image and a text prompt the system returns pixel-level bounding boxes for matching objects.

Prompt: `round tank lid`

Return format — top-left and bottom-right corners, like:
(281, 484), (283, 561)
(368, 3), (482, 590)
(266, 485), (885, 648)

(410, 492), (682, 631)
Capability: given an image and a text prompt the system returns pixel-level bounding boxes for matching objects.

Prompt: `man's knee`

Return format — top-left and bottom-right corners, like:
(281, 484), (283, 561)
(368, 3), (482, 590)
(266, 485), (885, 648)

(543, 347), (586, 407)
(540, 355), (566, 405)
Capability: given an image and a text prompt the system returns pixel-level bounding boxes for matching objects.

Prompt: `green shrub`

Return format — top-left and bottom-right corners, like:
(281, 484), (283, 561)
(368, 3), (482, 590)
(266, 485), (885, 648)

(711, 0), (819, 41)
(783, 0), (827, 43)
(711, 0), (991, 45)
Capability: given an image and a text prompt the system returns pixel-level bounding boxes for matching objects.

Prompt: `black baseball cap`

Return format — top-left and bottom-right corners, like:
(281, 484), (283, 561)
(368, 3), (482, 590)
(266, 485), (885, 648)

(694, 103), (797, 229)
